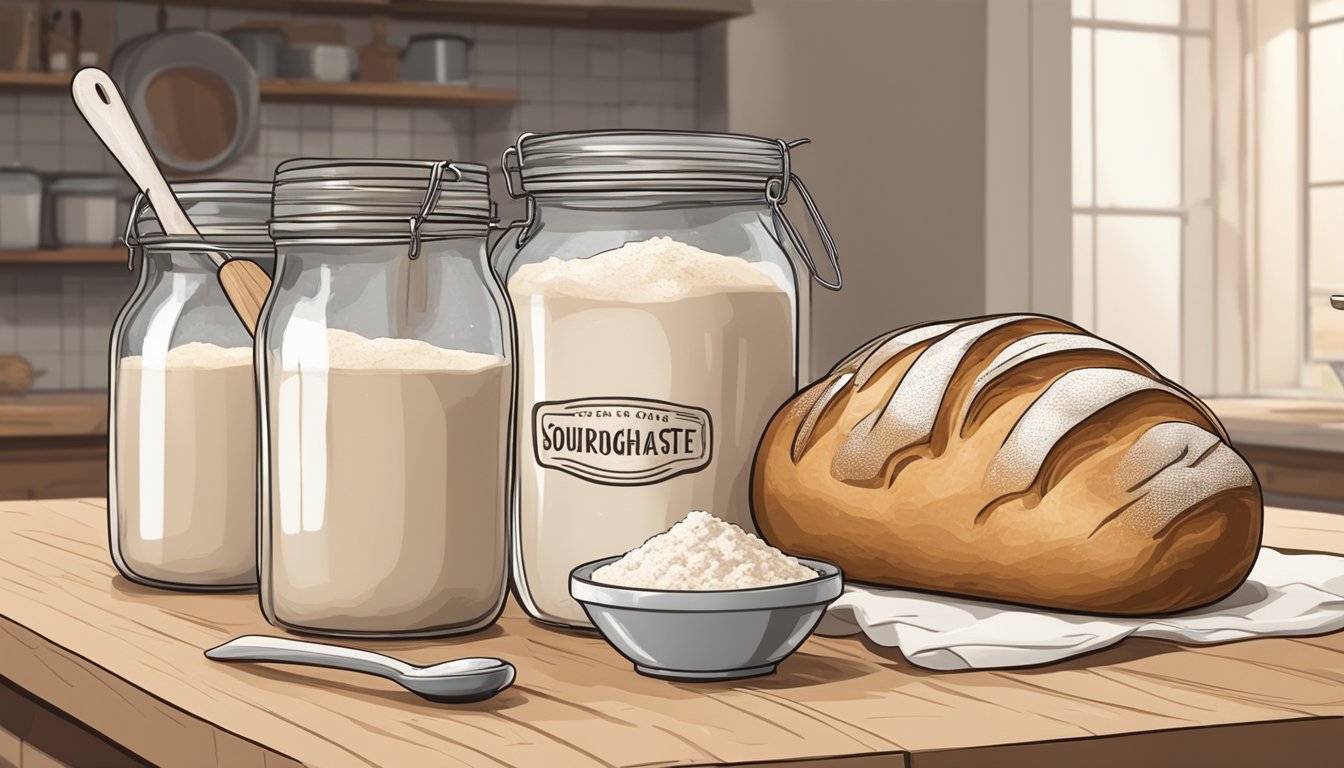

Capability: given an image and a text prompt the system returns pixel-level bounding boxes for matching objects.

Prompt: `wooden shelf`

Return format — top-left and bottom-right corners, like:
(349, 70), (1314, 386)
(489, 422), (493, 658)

(0, 71), (71, 90)
(116, 0), (752, 30)
(259, 79), (519, 106)
(0, 71), (519, 107)
(0, 248), (126, 266)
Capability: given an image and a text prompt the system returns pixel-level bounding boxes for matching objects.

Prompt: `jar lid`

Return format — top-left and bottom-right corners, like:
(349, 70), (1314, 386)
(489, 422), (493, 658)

(132, 180), (273, 248)
(504, 130), (802, 197)
(503, 130), (843, 290)
(48, 174), (123, 195)
(271, 159), (492, 242)
(0, 165), (40, 194)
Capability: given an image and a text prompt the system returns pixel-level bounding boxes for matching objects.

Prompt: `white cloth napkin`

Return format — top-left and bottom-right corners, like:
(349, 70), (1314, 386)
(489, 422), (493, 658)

(815, 548), (1344, 670)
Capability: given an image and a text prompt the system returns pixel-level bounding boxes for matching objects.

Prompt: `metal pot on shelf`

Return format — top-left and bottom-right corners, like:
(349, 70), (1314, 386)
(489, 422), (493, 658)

(399, 33), (472, 84)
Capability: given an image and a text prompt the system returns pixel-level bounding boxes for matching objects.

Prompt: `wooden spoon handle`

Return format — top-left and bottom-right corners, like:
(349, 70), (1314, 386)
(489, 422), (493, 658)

(218, 259), (271, 337)
(70, 67), (198, 238)
(72, 67), (274, 337)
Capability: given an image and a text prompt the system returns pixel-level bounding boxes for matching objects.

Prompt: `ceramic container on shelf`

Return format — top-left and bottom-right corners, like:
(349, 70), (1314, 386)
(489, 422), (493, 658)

(0, 166), (41, 251)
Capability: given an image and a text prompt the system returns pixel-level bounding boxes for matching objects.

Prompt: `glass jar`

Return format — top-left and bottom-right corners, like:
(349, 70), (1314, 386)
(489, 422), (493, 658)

(259, 159), (511, 638)
(494, 130), (842, 627)
(108, 180), (275, 591)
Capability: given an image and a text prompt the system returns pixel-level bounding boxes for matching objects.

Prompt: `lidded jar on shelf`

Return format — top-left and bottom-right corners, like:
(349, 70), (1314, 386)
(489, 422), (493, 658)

(108, 180), (275, 591)
(258, 159), (511, 638)
(493, 130), (843, 627)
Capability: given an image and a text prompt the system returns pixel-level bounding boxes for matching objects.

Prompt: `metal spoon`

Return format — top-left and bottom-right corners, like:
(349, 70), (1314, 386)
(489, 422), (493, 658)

(205, 635), (516, 704)
(69, 67), (272, 337)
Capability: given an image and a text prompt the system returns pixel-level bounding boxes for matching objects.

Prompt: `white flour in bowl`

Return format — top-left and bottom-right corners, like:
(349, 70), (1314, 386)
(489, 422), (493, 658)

(592, 511), (817, 590)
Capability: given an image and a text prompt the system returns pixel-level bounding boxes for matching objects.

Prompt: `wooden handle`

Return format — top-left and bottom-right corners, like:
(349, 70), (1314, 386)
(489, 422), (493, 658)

(70, 67), (197, 238)
(218, 259), (272, 338)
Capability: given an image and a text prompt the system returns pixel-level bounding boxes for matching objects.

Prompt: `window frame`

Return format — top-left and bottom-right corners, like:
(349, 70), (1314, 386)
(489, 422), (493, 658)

(1071, 0), (1214, 384)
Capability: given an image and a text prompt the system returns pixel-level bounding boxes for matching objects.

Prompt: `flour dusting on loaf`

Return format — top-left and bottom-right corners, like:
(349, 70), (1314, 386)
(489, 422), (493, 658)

(849, 321), (960, 387)
(985, 368), (1177, 495)
(966, 332), (1146, 406)
(1115, 422), (1255, 536)
(753, 313), (1263, 616)
(834, 316), (1028, 481)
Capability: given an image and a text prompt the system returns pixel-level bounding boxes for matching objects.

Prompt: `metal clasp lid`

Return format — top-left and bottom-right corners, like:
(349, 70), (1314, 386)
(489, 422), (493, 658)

(407, 160), (462, 260)
(123, 190), (149, 270)
(767, 139), (842, 291)
(500, 133), (537, 201)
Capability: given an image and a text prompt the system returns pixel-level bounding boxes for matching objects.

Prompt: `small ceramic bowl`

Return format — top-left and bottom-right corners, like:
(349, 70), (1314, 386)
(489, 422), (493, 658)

(569, 557), (843, 681)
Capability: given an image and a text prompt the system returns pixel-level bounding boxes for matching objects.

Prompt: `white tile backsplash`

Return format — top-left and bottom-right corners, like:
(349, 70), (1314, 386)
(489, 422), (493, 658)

(589, 48), (621, 77)
(375, 131), (413, 158)
(332, 130), (375, 157)
(553, 45), (588, 76)
(0, 11), (705, 390)
(333, 105), (375, 132)
(518, 42), (553, 75)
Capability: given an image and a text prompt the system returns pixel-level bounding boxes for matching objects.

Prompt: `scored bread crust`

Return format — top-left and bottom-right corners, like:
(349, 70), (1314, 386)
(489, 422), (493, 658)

(751, 314), (1263, 616)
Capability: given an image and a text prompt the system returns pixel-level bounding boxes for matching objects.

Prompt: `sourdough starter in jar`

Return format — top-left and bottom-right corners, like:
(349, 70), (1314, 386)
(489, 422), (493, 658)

(510, 237), (796, 625)
(116, 343), (256, 585)
(266, 329), (510, 634)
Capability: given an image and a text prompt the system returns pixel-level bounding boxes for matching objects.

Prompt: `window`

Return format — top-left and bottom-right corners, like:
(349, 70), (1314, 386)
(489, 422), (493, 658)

(1307, 1), (1344, 364)
(1071, 0), (1213, 381)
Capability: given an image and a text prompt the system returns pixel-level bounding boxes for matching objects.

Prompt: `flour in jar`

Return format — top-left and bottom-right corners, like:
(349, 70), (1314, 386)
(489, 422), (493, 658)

(263, 329), (510, 635)
(593, 511), (817, 590)
(116, 342), (257, 587)
(509, 236), (797, 625)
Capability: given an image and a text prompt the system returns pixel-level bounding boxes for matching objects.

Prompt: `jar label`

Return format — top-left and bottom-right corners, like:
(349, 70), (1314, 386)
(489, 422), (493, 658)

(532, 397), (713, 486)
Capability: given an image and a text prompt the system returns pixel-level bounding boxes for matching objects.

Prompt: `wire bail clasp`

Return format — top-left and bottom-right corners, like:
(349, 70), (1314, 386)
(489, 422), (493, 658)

(767, 138), (843, 291)
(407, 160), (461, 260)
(123, 190), (150, 270)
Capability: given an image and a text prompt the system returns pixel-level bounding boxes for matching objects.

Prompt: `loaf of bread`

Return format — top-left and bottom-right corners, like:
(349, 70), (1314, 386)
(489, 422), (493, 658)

(751, 314), (1263, 615)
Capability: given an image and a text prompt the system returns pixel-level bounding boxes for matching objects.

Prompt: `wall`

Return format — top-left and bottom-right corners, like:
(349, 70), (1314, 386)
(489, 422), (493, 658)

(717, 0), (990, 375)
(0, 2), (703, 391)
(983, 0), (1071, 322)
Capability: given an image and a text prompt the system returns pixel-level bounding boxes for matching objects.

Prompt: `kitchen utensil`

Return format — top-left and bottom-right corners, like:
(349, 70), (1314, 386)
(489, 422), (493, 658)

(70, 9), (80, 67)
(358, 19), (399, 82)
(44, 8), (69, 72)
(205, 635), (516, 703)
(109, 30), (259, 175)
(0, 356), (35, 395)
(223, 27), (283, 79)
(400, 33), (471, 84)
(71, 67), (271, 336)
(279, 42), (356, 82)
(47, 174), (121, 246)
(570, 556), (843, 681)
(0, 166), (41, 250)
(0, 4), (33, 71)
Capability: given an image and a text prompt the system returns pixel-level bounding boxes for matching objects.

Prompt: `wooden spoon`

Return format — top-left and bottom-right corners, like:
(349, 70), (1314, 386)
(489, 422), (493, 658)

(70, 67), (271, 336)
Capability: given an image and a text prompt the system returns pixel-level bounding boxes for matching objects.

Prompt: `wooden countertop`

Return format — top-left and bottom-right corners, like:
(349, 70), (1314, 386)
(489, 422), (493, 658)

(0, 392), (107, 439)
(0, 499), (1341, 767)
(1206, 396), (1344, 453)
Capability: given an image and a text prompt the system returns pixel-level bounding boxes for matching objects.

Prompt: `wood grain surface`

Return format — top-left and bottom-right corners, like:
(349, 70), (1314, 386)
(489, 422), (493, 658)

(0, 393), (107, 439)
(1205, 396), (1344, 453)
(0, 499), (1340, 767)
